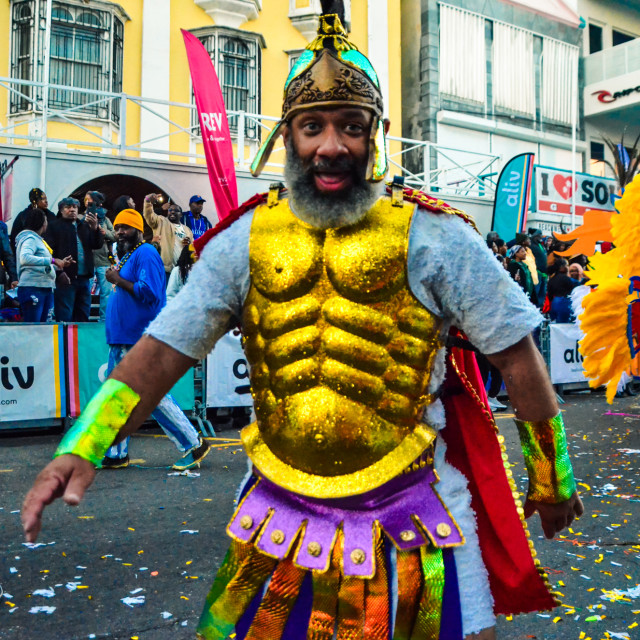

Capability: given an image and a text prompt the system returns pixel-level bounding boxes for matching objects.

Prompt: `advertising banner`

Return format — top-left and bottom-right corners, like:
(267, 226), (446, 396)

(549, 323), (589, 385)
(0, 324), (66, 423)
(534, 166), (616, 217)
(207, 331), (252, 408)
(66, 324), (195, 416)
(182, 29), (238, 221)
(491, 153), (535, 240)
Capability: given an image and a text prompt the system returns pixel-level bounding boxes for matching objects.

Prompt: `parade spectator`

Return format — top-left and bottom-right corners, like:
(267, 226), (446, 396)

(9, 188), (56, 252)
(112, 195), (136, 217)
(85, 191), (116, 321)
(15, 208), (73, 322)
(101, 208), (210, 470)
(142, 193), (192, 281)
(46, 197), (102, 322)
(508, 244), (537, 305)
(529, 228), (548, 308)
(515, 232), (540, 293)
(181, 195), (213, 240)
(0, 219), (17, 291)
(166, 244), (195, 302)
(568, 262), (587, 284)
(547, 239), (569, 269)
(547, 259), (578, 323)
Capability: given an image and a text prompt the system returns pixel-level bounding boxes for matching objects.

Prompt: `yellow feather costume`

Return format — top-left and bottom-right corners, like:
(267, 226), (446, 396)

(578, 173), (640, 402)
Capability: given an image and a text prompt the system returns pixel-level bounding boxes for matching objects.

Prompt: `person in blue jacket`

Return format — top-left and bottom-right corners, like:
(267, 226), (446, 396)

(101, 208), (210, 470)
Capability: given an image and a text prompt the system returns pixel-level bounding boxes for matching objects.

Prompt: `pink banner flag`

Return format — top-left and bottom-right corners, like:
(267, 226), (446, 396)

(182, 30), (238, 221)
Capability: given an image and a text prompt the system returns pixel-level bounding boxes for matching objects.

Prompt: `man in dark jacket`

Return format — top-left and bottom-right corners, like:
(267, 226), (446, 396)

(529, 228), (548, 308)
(9, 188), (56, 252)
(46, 197), (101, 321)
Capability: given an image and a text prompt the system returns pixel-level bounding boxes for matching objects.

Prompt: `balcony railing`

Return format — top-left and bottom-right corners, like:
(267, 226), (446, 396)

(585, 37), (640, 85)
(0, 75), (500, 199)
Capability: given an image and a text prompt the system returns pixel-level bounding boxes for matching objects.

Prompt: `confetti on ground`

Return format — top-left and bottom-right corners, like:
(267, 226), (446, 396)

(167, 470), (200, 478)
(180, 529), (199, 535)
(120, 596), (145, 608)
(29, 606), (56, 614)
(32, 588), (55, 598)
(161, 611), (173, 619)
(22, 542), (55, 549)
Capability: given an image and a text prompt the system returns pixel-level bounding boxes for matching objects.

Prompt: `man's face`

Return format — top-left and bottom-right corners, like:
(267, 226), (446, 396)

(522, 238), (531, 248)
(282, 107), (382, 229)
(167, 205), (182, 224)
(284, 108), (372, 195)
(61, 204), (78, 221)
(190, 201), (203, 216)
(36, 194), (48, 209)
(114, 224), (140, 257)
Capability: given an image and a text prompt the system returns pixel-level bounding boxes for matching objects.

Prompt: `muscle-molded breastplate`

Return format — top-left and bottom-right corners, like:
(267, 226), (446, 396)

(241, 196), (443, 498)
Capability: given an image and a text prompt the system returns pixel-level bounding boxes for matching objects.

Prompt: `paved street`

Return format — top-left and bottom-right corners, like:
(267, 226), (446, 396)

(1, 391), (639, 640)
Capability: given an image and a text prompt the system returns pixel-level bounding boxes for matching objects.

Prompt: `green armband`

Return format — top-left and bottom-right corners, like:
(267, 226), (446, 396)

(55, 379), (140, 468)
(514, 412), (577, 504)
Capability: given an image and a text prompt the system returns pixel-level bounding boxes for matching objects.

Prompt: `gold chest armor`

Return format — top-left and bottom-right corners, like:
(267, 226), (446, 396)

(241, 196), (443, 498)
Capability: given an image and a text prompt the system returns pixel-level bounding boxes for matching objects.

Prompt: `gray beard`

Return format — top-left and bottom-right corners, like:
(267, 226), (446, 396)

(116, 237), (137, 259)
(284, 141), (380, 229)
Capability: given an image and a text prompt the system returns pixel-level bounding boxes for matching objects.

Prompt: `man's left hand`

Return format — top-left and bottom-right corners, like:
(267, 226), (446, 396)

(10, 281), (18, 289)
(105, 267), (120, 285)
(524, 491), (584, 539)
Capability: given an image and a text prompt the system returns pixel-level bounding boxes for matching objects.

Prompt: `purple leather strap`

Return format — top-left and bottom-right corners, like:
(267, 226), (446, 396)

(227, 465), (463, 577)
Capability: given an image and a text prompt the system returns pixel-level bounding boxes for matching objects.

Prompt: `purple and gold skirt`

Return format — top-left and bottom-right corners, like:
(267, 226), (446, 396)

(196, 466), (466, 640)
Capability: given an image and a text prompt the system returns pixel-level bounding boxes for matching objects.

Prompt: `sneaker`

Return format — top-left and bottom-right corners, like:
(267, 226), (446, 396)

(101, 455), (130, 469)
(172, 439), (211, 471)
(487, 396), (507, 411)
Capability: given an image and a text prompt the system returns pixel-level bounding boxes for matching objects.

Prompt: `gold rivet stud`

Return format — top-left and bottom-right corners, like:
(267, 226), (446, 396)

(350, 549), (366, 565)
(271, 529), (285, 545)
(436, 523), (452, 538)
(240, 515), (253, 530)
(307, 542), (322, 557)
(399, 530), (416, 542)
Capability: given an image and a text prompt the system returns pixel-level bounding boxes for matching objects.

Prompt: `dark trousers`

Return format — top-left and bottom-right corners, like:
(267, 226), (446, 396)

(18, 286), (54, 322)
(54, 277), (92, 322)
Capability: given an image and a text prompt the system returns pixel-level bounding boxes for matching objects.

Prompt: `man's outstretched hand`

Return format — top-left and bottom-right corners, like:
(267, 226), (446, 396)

(524, 490), (584, 539)
(21, 455), (95, 543)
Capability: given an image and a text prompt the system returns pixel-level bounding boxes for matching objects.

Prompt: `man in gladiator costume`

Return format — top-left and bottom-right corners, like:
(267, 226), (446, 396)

(23, 3), (583, 638)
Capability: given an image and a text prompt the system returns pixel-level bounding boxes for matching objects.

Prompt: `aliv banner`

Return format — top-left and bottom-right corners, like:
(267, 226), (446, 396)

(491, 153), (535, 240)
(182, 29), (238, 221)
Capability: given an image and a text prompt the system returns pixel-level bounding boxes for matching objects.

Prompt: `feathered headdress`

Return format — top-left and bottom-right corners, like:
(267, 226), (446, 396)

(250, 0), (387, 182)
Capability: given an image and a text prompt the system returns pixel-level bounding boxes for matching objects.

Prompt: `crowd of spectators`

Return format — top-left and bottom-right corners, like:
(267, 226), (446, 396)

(0, 186), (215, 323)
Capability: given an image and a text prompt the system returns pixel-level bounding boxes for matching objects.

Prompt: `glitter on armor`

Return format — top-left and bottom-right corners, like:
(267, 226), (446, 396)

(339, 49), (380, 86)
(54, 379), (140, 467)
(514, 413), (577, 504)
(244, 554), (307, 640)
(284, 49), (315, 90)
(413, 544), (445, 639)
(372, 119), (388, 182)
(241, 196), (443, 498)
(196, 540), (276, 640)
(393, 550), (423, 639)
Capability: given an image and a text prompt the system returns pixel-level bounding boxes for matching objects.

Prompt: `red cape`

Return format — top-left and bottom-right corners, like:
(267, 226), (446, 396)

(441, 341), (557, 615)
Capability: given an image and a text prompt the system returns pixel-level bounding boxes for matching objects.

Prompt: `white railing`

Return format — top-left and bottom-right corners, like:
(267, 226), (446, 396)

(0, 76), (500, 198)
(585, 38), (640, 85)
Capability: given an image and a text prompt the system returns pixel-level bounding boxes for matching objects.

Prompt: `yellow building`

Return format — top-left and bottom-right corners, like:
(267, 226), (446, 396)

(0, 0), (404, 219)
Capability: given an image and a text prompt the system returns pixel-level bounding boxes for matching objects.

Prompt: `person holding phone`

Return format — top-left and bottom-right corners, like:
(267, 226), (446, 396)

(45, 197), (102, 321)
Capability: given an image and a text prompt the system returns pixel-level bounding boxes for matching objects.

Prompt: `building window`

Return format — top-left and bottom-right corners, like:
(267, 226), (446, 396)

(192, 28), (262, 139)
(9, 0), (125, 124)
(541, 38), (579, 126)
(287, 49), (305, 71)
(439, 5), (486, 104)
(613, 29), (635, 47)
(590, 141), (605, 177)
(589, 23), (603, 54)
